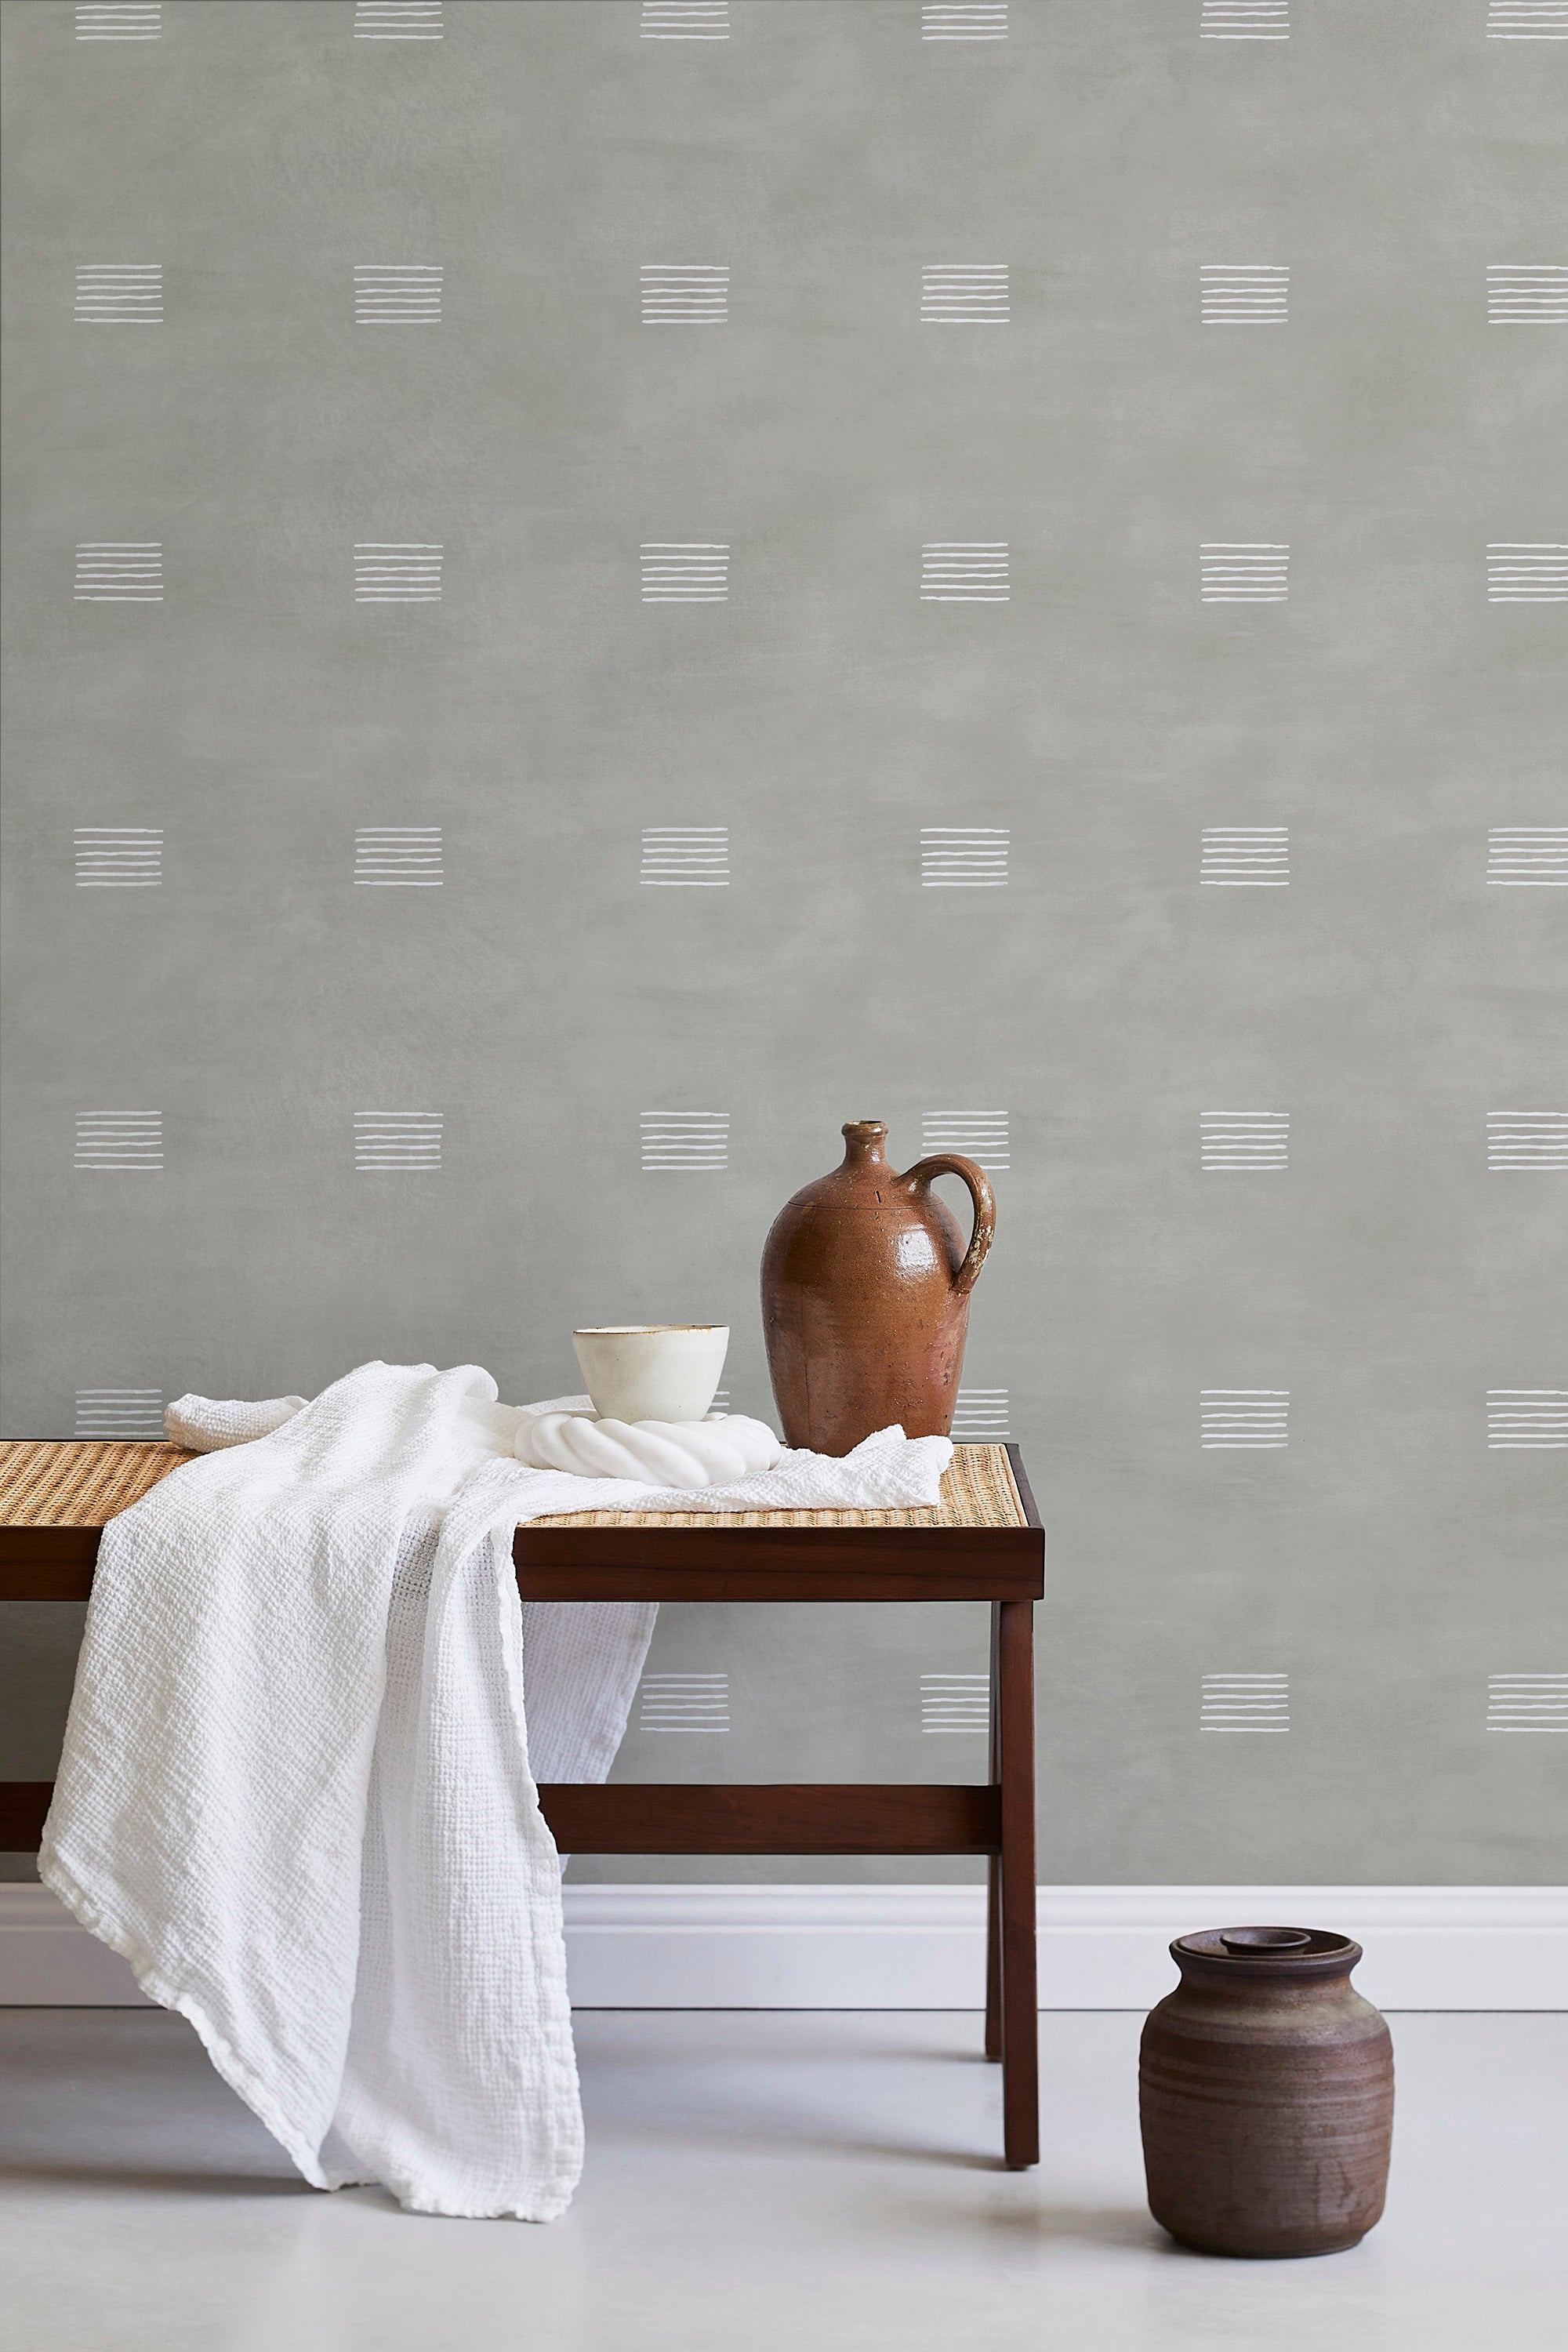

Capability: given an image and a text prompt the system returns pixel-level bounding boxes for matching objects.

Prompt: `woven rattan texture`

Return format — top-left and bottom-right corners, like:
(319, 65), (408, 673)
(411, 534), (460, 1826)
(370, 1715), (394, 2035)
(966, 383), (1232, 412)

(0, 1439), (1024, 1533)
(532, 1444), (1025, 1530)
(0, 1441), (194, 1527)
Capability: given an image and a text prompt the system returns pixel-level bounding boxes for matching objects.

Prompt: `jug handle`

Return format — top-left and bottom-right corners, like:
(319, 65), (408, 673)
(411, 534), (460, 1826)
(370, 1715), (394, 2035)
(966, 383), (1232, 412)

(902, 1154), (996, 1298)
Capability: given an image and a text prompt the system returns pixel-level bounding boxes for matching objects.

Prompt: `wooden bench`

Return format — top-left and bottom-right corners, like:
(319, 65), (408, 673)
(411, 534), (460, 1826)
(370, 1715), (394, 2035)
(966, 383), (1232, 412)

(0, 1437), (1044, 2169)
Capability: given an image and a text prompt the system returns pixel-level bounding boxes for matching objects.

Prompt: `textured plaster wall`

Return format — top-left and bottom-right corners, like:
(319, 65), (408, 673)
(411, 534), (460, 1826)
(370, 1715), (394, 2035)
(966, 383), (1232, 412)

(2, 0), (1563, 1885)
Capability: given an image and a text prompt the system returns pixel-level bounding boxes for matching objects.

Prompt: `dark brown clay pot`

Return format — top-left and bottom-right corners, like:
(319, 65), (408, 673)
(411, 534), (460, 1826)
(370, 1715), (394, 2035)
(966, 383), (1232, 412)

(1139, 1926), (1394, 2259)
(760, 1120), (995, 1456)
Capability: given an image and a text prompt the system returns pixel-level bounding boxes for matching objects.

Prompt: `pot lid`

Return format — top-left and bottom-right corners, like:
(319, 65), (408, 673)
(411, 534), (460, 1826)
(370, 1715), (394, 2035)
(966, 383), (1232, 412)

(1173, 1925), (1362, 1973)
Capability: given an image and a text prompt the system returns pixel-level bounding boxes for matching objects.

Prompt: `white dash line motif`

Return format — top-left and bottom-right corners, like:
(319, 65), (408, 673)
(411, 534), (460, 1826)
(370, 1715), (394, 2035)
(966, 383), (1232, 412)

(1486, 1675), (1568, 1730)
(920, 1112), (1009, 1171)
(1487, 267), (1568, 324)
(1486, 2), (1568, 36)
(354, 1113), (442, 1171)
(641, 544), (728, 601)
(951, 1388), (1011, 1440)
(354, 545), (442, 601)
(1487, 828), (1568, 884)
(75, 828), (162, 887)
(920, 1673), (990, 1733)
(641, 829), (730, 885)
(1201, 544), (1288, 601)
(1200, 1112), (1288, 1171)
(1201, 1674), (1290, 1730)
(920, 829), (1009, 887)
(75, 1112), (162, 1171)
(76, 4), (162, 36)
(639, 1673), (730, 1730)
(74, 543), (162, 601)
(1487, 545), (1567, 601)
(641, 2), (729, 37)
(923, 3), (1008, 36)
(74, 1388), (165, 1438)
(1201, 1391), (1288, 1448)
(1200, 1), (1288, 36)
(641, 1112), (729, 1171)
(921, 265), (1010, 324)
(354, 266), (441, 324)
(1486, 1390), (1568, 1447)
(74, 265), (162, 324)
(1200, 265), (1287, 325)
(641, 266), (728, 325)
(1486, 1111), (1567, 1170)
(921, 543), (1009, 601)
(354, 2), (443, 37)
(1201, 827), (1289, 884)
(354, 829), (443, 886)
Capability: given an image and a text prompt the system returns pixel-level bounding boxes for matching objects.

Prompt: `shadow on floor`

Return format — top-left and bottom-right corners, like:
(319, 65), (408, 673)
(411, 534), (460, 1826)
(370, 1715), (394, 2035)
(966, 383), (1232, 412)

(0, 2158), (306, 2200)
(864, 2190), (1171, 2252)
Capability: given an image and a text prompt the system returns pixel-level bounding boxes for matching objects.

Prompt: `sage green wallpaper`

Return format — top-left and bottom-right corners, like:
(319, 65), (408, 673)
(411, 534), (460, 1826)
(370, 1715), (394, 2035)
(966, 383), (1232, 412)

(2, 0), (1563, 1886)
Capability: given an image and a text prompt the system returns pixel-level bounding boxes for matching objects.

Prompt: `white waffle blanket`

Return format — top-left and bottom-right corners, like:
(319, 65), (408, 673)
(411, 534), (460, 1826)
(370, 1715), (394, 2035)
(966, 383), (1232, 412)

(42, 1361), (953, 2220)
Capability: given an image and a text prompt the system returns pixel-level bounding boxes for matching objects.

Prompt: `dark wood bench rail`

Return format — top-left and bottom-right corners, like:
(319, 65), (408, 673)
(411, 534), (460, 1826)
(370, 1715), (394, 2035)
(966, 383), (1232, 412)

(0, 1523), (1042, 1604)
(0, 1442), (1042, 2169)
(2, 1780), (1003, 1857)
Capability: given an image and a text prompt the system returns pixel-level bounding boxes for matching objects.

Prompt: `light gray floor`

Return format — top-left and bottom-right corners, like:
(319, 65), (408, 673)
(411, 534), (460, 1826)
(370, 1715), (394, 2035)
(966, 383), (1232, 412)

(1, 2009), (1563, 2352)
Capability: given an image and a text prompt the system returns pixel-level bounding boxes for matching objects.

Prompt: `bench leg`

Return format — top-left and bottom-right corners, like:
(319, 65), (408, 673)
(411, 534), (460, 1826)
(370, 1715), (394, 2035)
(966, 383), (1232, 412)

(984, 1853), (1002, 2060)
(984, 1599), (1002, 2060)
(985, 1602), (1004, 2062)
(994, 1597), (1038, 2169)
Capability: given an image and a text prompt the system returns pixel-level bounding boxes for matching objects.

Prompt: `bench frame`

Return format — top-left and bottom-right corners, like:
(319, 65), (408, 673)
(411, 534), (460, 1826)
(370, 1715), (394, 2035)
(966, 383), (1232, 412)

(0, 1443), (1043, 2170)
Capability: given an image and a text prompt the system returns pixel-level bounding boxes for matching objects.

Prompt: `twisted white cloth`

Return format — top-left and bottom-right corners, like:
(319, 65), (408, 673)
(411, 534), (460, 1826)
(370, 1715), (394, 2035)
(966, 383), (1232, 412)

(42, 1363), (953, 2220)
(515, 1398), (783, 1484)
(164, 1392), (306, 1449)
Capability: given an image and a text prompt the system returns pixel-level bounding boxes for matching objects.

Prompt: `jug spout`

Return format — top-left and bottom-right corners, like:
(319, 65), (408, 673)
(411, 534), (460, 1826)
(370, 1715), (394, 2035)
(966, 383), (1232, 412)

(841, 1120), (888, 1166)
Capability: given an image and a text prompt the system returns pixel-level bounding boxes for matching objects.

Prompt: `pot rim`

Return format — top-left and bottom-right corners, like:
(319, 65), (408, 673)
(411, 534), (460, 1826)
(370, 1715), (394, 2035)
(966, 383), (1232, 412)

(1171, 1926), (1363, 1980)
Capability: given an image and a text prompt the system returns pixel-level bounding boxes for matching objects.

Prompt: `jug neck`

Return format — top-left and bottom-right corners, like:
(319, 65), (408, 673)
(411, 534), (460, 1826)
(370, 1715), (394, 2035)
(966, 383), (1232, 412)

(840, 1120), (889, 1170)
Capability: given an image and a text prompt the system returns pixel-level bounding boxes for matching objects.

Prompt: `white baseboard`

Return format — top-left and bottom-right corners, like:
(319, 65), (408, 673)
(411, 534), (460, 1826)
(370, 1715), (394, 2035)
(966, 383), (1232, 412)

(561, 1884), (1568, 2010)
(3, 1883), (1563, 2010)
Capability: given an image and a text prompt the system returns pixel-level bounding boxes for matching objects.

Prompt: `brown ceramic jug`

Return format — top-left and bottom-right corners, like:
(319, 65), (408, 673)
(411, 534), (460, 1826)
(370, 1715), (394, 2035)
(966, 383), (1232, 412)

(1139, 1926), (1395, 2259)
(760, 1120), (995, 1456)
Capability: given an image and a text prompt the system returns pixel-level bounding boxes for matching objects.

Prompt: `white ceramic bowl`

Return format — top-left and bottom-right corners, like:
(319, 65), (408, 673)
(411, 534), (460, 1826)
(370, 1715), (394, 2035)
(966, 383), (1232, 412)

(572, 1325), (729, 1425)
